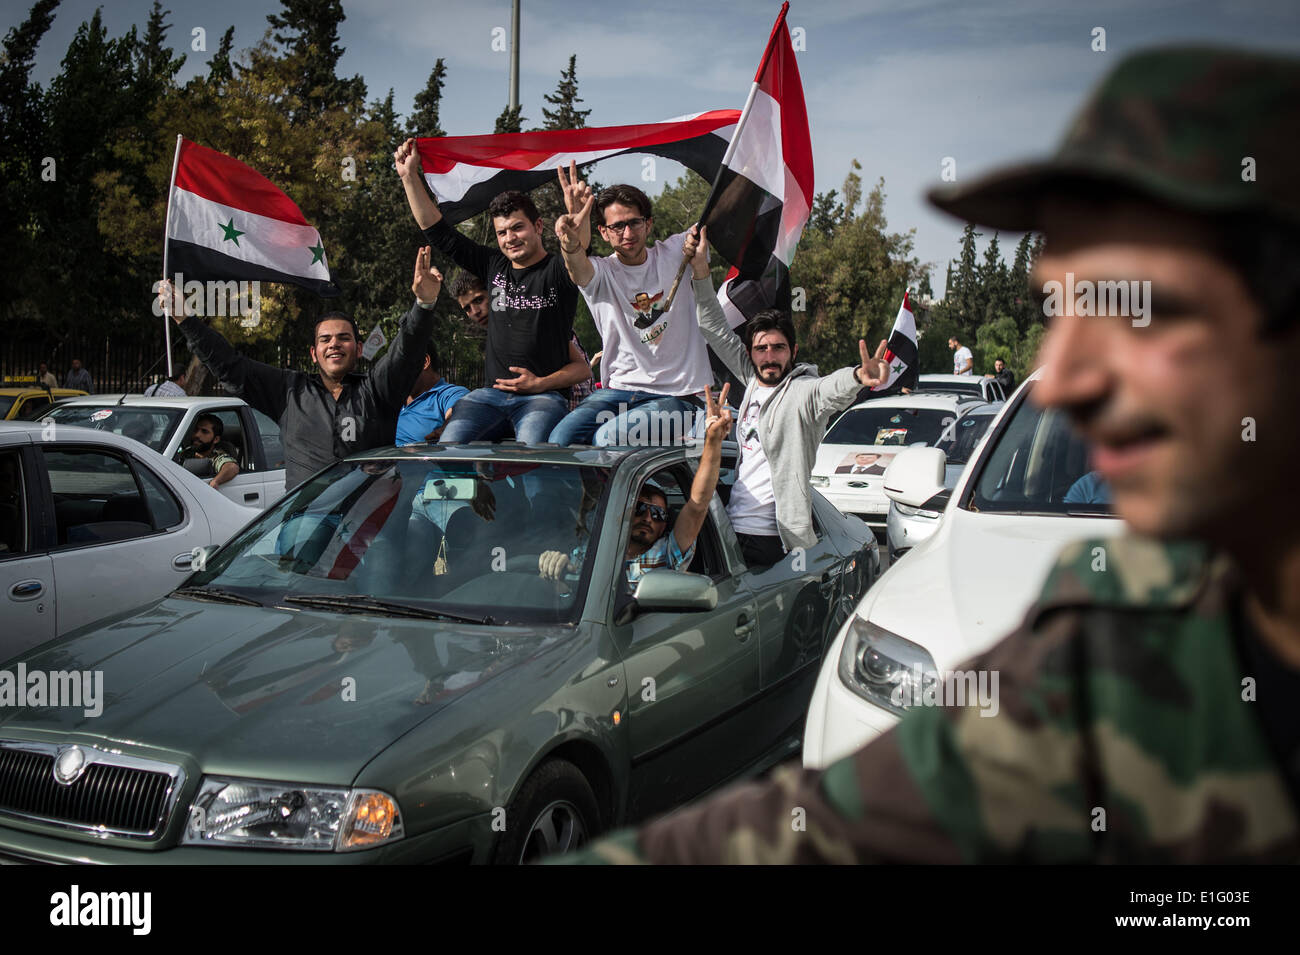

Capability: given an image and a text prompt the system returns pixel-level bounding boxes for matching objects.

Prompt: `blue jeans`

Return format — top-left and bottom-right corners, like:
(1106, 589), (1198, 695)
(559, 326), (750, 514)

(548, 389), (700, 447)
(438, 388), (568, 444)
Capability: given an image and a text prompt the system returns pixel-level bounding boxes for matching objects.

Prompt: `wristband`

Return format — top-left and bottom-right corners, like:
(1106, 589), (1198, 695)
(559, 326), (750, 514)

(416, 298), (437, 309)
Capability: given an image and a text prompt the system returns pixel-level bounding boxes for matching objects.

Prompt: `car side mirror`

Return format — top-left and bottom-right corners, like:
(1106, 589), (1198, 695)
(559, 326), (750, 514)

(883, 446), (947, 507)
(617, 569), (718, 623)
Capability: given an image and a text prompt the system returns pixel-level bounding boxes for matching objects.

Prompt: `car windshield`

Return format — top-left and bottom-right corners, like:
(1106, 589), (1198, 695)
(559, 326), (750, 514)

(0, 396), (15, 417)
(935, 411), (997, 466)
(920, 381), (982, 397)
(825, 406), (955, 448)
(44, 405), (184, 452)
(967, 390), (1116, 516)
(186, 458), (613, 625)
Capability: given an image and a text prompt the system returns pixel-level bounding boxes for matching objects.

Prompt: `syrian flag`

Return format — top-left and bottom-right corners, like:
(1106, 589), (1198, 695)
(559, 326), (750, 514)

(413, 110), (741, 224)
(699, 2), (813, 329)
(871, 292), (919, 394)
(164, 136), (338, 296)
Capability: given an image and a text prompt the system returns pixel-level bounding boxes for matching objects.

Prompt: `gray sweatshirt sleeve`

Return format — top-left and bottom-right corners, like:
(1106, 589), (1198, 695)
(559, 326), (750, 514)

(693, 277), (755, 386)
(806, 366), (865, 422)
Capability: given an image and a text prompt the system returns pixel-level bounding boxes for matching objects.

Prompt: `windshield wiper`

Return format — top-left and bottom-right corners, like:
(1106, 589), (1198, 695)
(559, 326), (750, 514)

(281, 594), (493, 625)
(173, 586), (264, 607)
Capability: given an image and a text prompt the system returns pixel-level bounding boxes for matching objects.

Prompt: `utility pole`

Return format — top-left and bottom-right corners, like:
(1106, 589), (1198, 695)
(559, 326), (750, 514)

(508, 0), (520, 112)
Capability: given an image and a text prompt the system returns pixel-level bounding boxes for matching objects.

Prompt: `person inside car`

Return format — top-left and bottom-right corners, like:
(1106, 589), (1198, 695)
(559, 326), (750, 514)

(177, 413), (240, 490)
(538, 384), (732, 589)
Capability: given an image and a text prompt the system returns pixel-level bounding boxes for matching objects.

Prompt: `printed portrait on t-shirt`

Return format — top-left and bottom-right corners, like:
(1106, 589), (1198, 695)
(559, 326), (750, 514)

(739, 395), (763, 454)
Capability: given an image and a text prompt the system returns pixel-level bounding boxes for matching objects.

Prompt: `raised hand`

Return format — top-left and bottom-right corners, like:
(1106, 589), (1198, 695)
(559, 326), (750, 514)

(683, 224), (710, 279)
(856, 339), (891, 388)
(554, 192), (594, 254)
(394, 137), (422, 180)
(703, 382), (732, 442)
(557, 160), (593, 215)
(411, 246), (443, 302)
(157, 278), (186, 323)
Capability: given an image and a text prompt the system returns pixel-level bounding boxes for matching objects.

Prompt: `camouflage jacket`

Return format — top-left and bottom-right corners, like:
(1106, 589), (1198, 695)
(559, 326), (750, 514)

(568, 535), (1300, 863)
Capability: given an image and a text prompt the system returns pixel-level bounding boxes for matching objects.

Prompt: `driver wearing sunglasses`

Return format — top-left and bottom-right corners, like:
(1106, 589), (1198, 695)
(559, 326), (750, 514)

(539, 385), (734, 589)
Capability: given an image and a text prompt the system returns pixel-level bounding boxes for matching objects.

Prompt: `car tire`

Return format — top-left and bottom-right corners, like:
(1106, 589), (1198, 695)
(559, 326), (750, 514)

(492, 759), (601, 865)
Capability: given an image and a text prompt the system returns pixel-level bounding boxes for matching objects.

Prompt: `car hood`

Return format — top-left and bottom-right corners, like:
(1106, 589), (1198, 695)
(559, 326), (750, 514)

(865, 507), (1124, 668)
(0, 598), (569, 785)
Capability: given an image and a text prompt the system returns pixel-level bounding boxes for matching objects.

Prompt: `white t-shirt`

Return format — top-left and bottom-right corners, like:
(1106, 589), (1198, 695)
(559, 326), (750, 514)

(953, 346), (973, 375)
(727, 384), (779, 536)
(582, 231), (714, 396)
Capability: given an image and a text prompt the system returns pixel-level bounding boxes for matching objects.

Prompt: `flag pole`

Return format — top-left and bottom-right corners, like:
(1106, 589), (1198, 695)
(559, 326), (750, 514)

(160, 134), (183, 380)
(663, 2), (790, 311)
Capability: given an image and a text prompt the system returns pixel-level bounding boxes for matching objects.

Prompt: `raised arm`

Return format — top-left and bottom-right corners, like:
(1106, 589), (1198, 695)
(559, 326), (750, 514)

(394, 137), (442, 230)
(807, 338), (890, 420)
(369, 247), (442, 411)
(685, 226), (753, 385)
(673, 384), (732, 555)
(158, 279), (292, 421)
(555, 191), (596, 288)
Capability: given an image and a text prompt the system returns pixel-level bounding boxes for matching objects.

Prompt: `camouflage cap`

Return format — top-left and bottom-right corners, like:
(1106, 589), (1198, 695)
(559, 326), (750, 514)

(929, 46), (1300, 231)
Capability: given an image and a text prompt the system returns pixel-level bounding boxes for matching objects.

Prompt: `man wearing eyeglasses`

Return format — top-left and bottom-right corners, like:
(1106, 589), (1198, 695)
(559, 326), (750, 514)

(550, 177), (716, 447)
(539, 385), (733, 589)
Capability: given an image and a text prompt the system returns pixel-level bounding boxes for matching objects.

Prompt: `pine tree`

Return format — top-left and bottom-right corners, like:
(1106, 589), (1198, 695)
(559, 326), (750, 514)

(493, 104), (524, 134)
(266, 0), (365, 117)
(978, 230), (1007, 323)
(1009, 233), (1034, 332)
(207, 26), (235, 86)
(541, 54), (590, 130)
(134, 1), (186, 104)
(951, 223), (981, 331)
(408, 58), (447, 138)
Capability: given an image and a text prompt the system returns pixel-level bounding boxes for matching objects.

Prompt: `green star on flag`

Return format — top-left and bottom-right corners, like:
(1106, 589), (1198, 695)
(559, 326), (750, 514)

(308, 242), (326, 265)
(219, 217), (244, 245)
(891, 360), (904, 375)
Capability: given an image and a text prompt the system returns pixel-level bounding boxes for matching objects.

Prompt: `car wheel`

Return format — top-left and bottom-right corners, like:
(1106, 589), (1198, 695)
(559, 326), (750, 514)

(493, 759), (601, 865)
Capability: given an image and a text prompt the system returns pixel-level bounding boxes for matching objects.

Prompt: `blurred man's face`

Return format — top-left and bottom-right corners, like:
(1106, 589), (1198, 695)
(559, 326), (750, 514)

(948, 339), (957, 351)
(311, 319), (359, 377)
(457, 289), (490, 327)
(493, 212), (544, 264)
(1032, 197), (1300, 543)
(72, 360), (82, 371)
(750, 330), (796, 385)
(994, 359), (1005, 372)
(191, 420), (217, 451)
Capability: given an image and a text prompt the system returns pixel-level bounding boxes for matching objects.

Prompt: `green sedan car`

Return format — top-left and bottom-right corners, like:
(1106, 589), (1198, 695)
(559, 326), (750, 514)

(0, 443), (878, 864)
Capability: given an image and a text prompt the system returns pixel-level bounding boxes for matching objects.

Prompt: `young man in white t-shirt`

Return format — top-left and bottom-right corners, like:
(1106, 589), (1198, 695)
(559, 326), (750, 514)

(949, 336), (974, 375)
(550, 180), (714, 446)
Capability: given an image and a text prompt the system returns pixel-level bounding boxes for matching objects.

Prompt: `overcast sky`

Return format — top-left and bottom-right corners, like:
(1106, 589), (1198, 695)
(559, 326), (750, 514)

(15, 0), (1300, 294)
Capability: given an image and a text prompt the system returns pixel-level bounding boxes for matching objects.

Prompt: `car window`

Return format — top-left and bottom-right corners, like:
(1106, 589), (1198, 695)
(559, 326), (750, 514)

(824, 407), (955, 447)
(967, 392), (1114, 516)
(18, 395), (50, 419)
(643, 465), (728, 580)
(45, 405), (184, 453)
(205, 408), (249, 469)
(0, 450), (26, 556)
(0, 396), (15, 418)
(134, 459), (184, 529)
(250, 408), (284, 469)
(186, 459), (612, 625)
(42, 448), (157, 547)
(935, 412), (997, 466)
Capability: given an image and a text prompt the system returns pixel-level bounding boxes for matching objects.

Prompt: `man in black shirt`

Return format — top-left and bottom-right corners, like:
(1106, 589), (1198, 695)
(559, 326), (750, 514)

(395, 137), (588, 444)
(161, 247), (441, 490)
(983, 357), (1015, 393)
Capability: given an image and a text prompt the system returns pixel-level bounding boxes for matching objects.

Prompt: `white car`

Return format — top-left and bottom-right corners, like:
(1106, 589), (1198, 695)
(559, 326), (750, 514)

(810, 392), (982, 533)
(803, 373), (1123, 769)
(885, 400), (1003, 557)
(0, 422), (255, 660)
(39, 395), (286, 509)
(917, 374), (1008, 403)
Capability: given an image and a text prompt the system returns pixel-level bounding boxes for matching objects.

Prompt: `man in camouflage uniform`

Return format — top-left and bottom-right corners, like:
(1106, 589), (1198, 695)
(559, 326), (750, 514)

(562, 46), (1300, 864)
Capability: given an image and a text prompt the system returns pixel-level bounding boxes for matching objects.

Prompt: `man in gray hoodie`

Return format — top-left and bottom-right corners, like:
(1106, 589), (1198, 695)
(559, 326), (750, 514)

(684, 226), (889, 567)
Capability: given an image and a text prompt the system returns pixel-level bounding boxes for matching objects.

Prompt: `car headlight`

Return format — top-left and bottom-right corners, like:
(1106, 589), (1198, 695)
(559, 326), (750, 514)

(182, 777), (404, 851)
(893, 503), (942, 519)
(837, 616), (938, 716)
(810, 475), (829, 487)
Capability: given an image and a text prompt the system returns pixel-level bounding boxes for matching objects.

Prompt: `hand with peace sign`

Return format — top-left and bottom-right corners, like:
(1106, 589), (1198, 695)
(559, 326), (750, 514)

(555, 192), (595, 255)
(557, 160), (593, 250)
(855, 338), (892, 388)
(702, 382), (733, 445)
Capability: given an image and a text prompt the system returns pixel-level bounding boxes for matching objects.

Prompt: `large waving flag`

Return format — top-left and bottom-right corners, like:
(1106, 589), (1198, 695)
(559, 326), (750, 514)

(871, 292), (920, 394)
(412, 110), (740, 224)
(164, 136), (338, 296)
(699, 2), (813, 329)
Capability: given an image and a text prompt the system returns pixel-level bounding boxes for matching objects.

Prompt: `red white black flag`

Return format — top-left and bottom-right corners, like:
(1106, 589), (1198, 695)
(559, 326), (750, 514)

(164, 136), (338, 296)
(700, 2), (814, 328)
(412, 111), (741, 223)
(871, 292), (920, 393)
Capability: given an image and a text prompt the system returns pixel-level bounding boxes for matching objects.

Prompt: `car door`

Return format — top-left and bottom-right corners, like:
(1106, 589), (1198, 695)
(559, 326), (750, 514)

(242, 406), (287, 505)
(0, 444), (56, 660)
(43, 444), (206, 636)
(617, 462), (761, 821)
(193, 405), (268, 510)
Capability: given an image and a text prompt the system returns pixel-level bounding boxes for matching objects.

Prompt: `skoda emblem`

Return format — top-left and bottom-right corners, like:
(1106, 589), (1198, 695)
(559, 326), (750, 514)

(53, 746), (88, 786)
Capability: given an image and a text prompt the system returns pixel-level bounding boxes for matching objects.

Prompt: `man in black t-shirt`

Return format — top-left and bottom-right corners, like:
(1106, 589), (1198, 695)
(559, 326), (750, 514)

(395, 138), (590, 444)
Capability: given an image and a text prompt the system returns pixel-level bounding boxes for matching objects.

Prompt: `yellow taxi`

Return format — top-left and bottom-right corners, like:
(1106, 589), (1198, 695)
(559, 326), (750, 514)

(0, 380), (88, 421)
